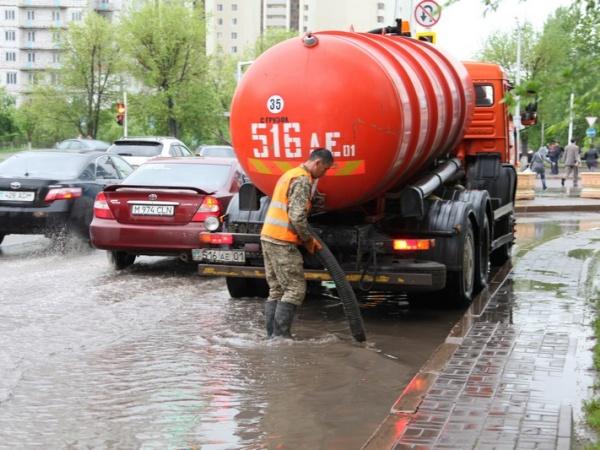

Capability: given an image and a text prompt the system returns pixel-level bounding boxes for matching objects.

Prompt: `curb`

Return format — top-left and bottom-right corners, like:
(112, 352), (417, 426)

(362, 264), (512, 450)
(515, 203), (600, 213)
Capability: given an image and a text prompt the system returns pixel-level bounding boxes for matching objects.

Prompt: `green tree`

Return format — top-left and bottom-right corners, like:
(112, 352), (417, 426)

(252, 28), (297, 57)
(120, 0), (210, 138)
(0, 88), (18, 145)
(60, 12), (122, 138)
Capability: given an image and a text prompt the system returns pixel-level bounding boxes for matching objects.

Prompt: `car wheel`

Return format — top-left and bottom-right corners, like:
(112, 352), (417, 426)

(108, 251), (136, 270)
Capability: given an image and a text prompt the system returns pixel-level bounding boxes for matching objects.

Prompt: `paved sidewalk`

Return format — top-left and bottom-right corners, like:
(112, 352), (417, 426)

(364, 225), (600, 449)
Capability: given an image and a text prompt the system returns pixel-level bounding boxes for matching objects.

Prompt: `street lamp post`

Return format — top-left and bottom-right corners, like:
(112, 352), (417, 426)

(514, 19), (522, 158)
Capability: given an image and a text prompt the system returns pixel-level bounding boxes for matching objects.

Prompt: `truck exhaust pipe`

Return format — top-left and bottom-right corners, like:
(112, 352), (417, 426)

(400, 158), (463, 218)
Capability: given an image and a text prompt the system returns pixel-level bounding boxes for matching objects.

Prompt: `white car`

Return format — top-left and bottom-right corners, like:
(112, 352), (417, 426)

(106, 137), (193, 168)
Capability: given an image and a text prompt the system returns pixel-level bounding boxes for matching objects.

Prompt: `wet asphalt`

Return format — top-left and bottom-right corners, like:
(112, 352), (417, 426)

(0, 211), (598, 449)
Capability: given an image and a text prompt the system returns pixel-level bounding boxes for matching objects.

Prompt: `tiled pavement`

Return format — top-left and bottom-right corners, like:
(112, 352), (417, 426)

(364, 226), (600, 449)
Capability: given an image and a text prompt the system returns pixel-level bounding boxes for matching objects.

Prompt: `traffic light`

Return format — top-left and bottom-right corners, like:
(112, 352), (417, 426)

(416, 31), (437, 44)
(116, 102), (125, 126)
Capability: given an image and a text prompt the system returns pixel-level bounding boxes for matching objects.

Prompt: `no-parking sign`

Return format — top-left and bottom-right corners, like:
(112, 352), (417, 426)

(414, 0), (442, 28)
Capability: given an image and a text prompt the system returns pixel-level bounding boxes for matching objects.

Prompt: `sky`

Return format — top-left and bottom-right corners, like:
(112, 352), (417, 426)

(408, 0), (574, 60)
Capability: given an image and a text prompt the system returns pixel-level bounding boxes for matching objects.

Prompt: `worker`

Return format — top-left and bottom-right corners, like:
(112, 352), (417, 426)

(260, 148), (334, 339)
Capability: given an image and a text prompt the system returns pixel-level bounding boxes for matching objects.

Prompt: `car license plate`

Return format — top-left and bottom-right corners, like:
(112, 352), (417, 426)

(192, 249), (246, 263)
(131, 204), (174, 216)
(0, 190), (35, 202)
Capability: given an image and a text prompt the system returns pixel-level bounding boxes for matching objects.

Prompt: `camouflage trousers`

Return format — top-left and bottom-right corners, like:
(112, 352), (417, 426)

(261, 239), (306, 306)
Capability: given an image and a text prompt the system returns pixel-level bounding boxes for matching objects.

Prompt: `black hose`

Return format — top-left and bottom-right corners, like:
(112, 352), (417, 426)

(311, 233), (367, 343)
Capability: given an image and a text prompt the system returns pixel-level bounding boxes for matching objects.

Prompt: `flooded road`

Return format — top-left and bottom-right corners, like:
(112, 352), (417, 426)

(0, 235), (461, 449)
(1, 211), (598, 449)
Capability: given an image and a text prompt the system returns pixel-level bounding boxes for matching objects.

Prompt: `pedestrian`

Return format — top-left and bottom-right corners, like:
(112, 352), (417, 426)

(583, 146), (598, 171)
(260, 148), (334, 339)
(547, 142), (561, 175)
(561, 139), (581, 187)
(530, 146), (550, 190)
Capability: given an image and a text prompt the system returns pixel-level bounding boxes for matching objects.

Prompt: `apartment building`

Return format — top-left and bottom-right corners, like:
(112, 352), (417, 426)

(0, 0), (123, 104)
(205, 0), (404, 56)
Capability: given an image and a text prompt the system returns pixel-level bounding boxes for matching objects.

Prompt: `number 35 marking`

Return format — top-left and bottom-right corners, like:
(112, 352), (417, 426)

(267, 95), (284, 114)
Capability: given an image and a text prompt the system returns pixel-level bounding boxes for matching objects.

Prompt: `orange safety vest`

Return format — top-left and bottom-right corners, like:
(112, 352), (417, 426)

(261, 166), (313, 244)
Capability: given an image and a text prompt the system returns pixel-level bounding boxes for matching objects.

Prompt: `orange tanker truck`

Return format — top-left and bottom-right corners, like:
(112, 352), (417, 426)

(195, 22), (536, 305)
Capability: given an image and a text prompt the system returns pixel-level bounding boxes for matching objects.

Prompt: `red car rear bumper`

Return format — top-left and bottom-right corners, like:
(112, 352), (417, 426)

(90, 217), (205, 254)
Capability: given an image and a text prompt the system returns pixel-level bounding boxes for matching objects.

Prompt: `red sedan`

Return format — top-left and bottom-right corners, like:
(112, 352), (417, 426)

(90, 157), (245, 269)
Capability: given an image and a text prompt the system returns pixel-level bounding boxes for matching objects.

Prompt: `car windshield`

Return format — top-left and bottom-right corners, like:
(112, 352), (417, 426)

(123, 162), (231, 191)
(107, 142), (163, 157)
(200, 146), (235, 158)
(0, 152), (88, 179)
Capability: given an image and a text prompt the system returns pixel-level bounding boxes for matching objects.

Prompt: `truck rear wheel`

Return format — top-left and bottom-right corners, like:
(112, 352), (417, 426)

(226, 277), (269, 299)
(446, 220), (476, 305)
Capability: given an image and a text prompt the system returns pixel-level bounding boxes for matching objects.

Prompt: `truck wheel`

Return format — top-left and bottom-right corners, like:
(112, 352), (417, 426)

(108, 251), (136, 270)
(226, 277), (269, 299)
(446, 221), (476, 305)
(475, 215), (490, 290)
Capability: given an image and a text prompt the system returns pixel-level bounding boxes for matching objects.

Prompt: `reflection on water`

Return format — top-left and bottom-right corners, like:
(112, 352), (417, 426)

(0, 236), (462, 449)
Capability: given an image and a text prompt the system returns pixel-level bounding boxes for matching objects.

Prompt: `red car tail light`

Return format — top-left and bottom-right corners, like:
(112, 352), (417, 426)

(199, 232), (233, 245)
(44, 187), (82, 202)
(93, 192), (115, 219)
(392, 239), (435, 251)
(192, 196), (221, 222)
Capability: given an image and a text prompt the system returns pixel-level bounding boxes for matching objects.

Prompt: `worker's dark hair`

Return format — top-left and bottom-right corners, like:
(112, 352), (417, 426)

(309, 148), (334, 165)
(571, 139), (576, 143)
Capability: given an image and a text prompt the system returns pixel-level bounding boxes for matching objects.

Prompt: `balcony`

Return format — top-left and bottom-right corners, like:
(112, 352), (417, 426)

(94, 0), (117, 11)
(19, 20), (67, 29)
(19, 0), (84, 7)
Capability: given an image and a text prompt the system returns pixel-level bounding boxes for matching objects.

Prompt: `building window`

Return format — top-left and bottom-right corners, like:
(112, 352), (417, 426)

(303, 15), (308, 21)
(216, 31), (222, 39)
(217, 17), (223, 25)
(216, 3), (223, 11)
(28, 72), (36, 84)
(377, 2), (385, 9)
(6, 52), (16, 62)
(28, 52), (35, 62)
(52, 52), (60, 63)
(5, 10), (16, 20)
(377, 15), (384, 23)
(303, 4), (308, 10)
(231, 46), (237, 53)
(303, 26), (307, 32)
(52, 10), (60, 21)
(6, 72), (17, 85)
(232, 17), (237, 25)
(27, 10), (34, 20)
(27, 31), (35, 42)
(71, 11), (82, 21)
(52, 32), (60, 42)
(50, 72), (58, 85)
(5, 30), (16, 41)
(231, 3), (237, 11)
(231, 32), (237, 39)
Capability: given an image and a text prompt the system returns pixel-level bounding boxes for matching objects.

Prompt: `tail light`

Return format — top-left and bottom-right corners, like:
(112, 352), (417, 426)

(44, 187), (82, 202)
(200, 232), (233, 245)
(192, 195), (221, 222)
(93, 192), (115, 219)
(392, 239), (435, 251)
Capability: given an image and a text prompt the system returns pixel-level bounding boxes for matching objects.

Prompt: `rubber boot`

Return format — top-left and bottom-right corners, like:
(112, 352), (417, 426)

(273, 301), (296, 339)
(264, 300), (277, 338)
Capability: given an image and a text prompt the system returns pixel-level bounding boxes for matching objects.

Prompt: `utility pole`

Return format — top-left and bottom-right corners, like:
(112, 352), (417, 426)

(123, 91), (128, 138)
(567, 92), (575, 144)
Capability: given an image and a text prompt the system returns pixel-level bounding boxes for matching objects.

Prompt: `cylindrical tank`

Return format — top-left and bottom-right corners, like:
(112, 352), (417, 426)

(230, 31), (474, 211)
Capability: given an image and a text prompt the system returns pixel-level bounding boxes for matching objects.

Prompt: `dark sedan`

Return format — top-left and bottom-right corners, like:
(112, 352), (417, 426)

(90, 157), (244, 269)
(0, 151), (133, 245)
(56, 138), (110, 152)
